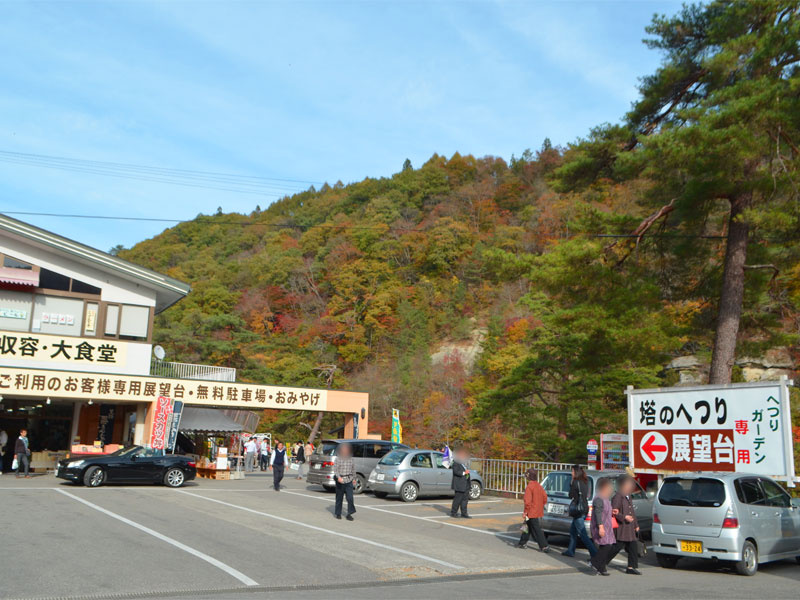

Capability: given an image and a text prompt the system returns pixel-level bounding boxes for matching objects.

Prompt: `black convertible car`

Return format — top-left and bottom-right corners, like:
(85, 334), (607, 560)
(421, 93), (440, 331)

(56, 445), (196, 488)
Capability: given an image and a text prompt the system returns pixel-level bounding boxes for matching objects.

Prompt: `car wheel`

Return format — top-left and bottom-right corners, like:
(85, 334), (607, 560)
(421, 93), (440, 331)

(655, 553), (679, 569)
(400, 481), (419, 503)
(83, 466), (105, 488)
(163, 468), (186, 488)
(468, 480), (482, 500)
(735, 541), (758, 576)
(373, 491), (388, 499)
(353, 474), (366, 495)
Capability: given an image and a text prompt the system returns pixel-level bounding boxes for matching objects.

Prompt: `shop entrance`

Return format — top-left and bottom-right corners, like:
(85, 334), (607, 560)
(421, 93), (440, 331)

(0, 399), (72, 472)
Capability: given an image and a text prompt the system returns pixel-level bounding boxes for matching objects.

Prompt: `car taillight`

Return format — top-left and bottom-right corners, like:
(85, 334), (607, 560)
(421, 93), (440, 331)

(187, 461), (196, 468)
(322, 461), (334, 467)
(653, 512), (660, 524)
(722, 517), (739, 529)
(585, 505), (593, 521)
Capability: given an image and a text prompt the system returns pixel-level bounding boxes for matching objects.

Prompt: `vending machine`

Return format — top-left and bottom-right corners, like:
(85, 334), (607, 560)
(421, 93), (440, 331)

(599, 433), (629, 470)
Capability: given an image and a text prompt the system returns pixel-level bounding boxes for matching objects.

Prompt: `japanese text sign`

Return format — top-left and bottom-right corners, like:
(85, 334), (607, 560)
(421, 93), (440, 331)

(627, 380), (795, 482)
(0, 366), (328, 411)
(0, 330), (126, 365)
(150, 396), (173, 450)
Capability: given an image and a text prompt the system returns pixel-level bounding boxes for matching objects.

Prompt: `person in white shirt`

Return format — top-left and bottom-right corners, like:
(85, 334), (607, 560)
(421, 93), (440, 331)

(260, 440), (271, 471)
(244, 438), (257, 472)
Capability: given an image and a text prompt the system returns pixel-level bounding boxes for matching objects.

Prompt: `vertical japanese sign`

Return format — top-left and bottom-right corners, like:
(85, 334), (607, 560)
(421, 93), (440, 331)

(627, 378), (796, 483)
(149, 396), (173, 451)
(165, 400), (183, 453)
(391, 408), (402, 444)
(97, 404), (116, 445)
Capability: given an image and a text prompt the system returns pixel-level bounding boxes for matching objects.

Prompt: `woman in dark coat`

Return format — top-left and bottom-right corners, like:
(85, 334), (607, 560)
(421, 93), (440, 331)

(610, 474), (641, 575)
(562, 465), (597, 558)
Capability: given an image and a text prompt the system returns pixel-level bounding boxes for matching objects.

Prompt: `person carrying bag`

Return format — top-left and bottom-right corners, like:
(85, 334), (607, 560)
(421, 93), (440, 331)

(562, 465), (596, 558)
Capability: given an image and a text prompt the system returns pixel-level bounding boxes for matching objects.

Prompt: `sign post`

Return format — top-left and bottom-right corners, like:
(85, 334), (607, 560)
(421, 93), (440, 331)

(626, 377), (797, 485)
(586, 438), (598, 468)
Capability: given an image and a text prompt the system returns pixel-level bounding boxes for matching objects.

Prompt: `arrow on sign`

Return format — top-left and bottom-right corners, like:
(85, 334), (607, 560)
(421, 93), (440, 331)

(641, 434), (668, 462)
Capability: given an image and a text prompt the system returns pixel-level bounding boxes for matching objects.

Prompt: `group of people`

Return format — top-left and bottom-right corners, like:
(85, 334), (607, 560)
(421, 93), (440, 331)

(517, 465), (641, 576)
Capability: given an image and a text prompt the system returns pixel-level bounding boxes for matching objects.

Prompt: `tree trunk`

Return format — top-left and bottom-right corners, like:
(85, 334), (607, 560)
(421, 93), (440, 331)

(307, 411), (324, 445)
(709, 197), (750, 384)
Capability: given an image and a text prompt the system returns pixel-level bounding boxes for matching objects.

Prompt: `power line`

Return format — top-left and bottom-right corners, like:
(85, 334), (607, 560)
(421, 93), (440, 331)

(0, 209), (734, 238)
(0, 150), (322, 196)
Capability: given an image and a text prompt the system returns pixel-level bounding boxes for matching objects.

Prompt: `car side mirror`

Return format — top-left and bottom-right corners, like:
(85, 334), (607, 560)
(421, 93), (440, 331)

(130, 454), (138, 461)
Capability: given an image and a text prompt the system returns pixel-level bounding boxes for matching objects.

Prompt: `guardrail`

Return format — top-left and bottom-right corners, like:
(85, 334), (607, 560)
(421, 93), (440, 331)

(150, 358), (237, 382)
(472, 458), (577, 497)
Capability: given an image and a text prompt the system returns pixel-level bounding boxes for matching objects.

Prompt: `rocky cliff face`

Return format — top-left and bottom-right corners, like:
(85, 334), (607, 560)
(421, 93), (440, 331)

(665, 347), (795, 385)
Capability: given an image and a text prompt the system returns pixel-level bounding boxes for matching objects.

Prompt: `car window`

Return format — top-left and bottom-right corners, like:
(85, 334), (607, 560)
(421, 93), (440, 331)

(630, 482), (647, 501)
(433, 453), (448, 469)
(760, 478), (791, 508)
(363, 443), (393, 459)
(136, 447), (161, 458)
(410, 453), (432, 468)
(347, 442), (366, 458)
(541, 472), (572, 497)
(659, 477), (725, 507)
(318, 442), (338, 456)
(379, 450), (408, 466)
(735, 478), (766, 505)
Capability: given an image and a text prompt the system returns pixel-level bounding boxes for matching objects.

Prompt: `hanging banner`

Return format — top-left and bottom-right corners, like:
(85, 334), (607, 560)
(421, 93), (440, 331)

(391, 408), (402, 444)
(627, 378), (796, 483)
(97, 404), (116, 445)
(149, 396), (173, 451)
(165, 400), (183, 453)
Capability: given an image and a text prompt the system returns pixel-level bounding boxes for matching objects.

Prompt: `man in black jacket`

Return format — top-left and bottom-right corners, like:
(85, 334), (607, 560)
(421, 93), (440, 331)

(450, 448), (471, 518)
(15, 428), (31, 478)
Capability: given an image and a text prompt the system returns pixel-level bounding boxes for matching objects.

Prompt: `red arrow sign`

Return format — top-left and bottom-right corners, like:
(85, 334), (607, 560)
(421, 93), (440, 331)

(641, 434), (668, 462)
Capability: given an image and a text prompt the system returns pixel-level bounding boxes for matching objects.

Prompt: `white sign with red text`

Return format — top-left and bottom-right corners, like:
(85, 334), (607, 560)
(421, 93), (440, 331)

(627, 379), (796, 483)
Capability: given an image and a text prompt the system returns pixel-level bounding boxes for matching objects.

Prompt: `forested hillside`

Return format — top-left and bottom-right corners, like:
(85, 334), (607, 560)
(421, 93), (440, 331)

(122, 1), (800, 461)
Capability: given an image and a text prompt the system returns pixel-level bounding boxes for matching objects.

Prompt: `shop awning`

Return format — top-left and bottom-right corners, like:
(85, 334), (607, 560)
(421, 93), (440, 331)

(178, 407), (244, 434)
(0, 267), (39, 286)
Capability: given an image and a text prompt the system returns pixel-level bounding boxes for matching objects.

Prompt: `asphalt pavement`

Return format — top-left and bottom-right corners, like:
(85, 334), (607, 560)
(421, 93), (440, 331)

(1, 472), (798, 599)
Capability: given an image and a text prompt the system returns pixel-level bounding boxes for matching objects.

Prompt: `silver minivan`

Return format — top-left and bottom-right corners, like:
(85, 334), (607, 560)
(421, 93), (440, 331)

(368, 449), (484, 503)
(306, 439), (407, 494)
(540, 469), (654, 537)
(653, 472), (800, 575)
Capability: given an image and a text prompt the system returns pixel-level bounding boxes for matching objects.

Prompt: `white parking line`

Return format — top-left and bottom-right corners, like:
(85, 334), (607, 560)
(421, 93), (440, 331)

(377, 499), (503, 507)
(56, 489), (258, 586)
(280, 489), (521, 541)
(423, 511), (521, 519)
(178, 490), (463, 570)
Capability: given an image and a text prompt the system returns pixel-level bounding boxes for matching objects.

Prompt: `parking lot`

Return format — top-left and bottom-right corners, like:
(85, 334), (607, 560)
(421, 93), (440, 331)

(2, 473), (799, 599)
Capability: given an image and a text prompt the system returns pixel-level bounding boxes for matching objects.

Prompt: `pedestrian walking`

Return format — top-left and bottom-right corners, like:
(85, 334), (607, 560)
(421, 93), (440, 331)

(589, 477), (616, 576)
(295, 440), (306, 480)
(609, 474), (642, 575)
(562, 465), (597, 558)
(270, 441), (286, 491)
(244, 437), (257, 472)
(15, 428), (31, 478)
(449, 448), (471, 518)
(259, 440), (270, 471)
(333, 443), (356, 520)
(516, 468), (550, 552)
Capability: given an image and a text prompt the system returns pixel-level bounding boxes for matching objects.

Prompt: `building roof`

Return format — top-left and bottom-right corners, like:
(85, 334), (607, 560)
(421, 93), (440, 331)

(0, 214), (190, 313)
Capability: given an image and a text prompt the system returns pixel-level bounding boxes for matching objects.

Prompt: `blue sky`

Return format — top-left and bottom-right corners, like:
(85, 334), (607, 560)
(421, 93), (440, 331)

(0, 0), (681, 252)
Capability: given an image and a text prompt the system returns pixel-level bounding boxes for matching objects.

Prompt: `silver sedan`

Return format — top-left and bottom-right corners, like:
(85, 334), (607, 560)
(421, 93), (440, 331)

(368, 449), (483, 503)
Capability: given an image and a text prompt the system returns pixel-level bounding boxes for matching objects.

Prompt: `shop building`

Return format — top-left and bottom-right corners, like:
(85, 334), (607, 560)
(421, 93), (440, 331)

(0, 215), (370, 472)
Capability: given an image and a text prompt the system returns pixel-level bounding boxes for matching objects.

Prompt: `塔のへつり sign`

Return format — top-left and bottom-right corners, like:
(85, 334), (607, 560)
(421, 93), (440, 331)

(626, 378), (796, 484)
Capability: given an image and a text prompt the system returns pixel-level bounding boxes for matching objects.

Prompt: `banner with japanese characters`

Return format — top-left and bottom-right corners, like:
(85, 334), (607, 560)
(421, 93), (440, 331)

(150, 396), (173, 450)
(0, 366), (328, 412)
(627, 379), (796, 483)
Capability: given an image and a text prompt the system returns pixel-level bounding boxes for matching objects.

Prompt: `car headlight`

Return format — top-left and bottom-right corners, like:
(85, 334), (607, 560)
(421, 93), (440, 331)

(67, 460), (85, 468)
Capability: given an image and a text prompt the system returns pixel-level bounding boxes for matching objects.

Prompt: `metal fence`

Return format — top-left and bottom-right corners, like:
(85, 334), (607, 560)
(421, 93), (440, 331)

(472, 458), (577, 497)
(150, 358), (237, 382)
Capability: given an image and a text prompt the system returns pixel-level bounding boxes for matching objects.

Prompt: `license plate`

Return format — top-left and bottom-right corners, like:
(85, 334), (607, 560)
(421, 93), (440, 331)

(376, 473), (385, 481)
(547, 503), (566, 515)
(313, 463), (321, 470)
(680, 540), (703, 553)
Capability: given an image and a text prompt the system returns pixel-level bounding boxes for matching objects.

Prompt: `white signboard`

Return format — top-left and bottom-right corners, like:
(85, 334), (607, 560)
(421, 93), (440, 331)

(626, 378), (796, 484)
